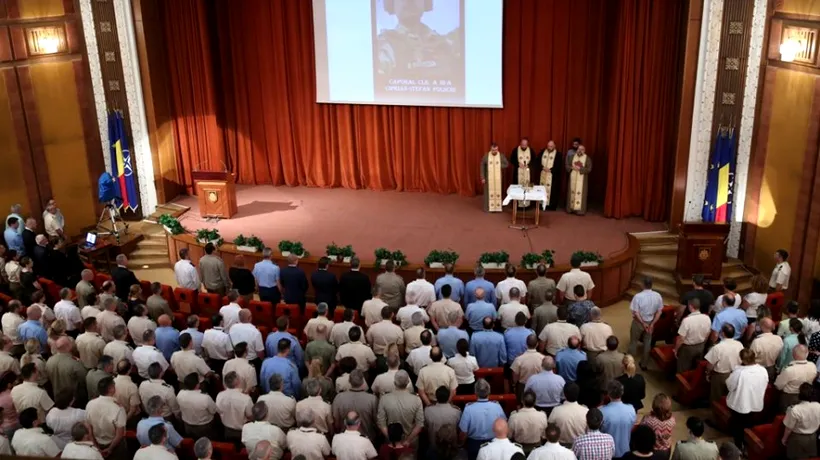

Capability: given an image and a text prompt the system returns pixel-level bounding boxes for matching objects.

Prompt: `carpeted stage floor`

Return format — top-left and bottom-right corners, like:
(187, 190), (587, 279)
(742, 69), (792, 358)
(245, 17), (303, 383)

(173, 186), (666, 265)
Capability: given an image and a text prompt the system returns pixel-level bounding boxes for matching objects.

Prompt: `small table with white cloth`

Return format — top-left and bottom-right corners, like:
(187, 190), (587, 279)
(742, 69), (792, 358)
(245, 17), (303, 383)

(502, 185), (547, 227)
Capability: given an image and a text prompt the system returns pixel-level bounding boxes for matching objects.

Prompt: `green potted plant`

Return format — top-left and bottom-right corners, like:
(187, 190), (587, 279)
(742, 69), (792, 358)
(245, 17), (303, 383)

(374, 248), (407, 267)
(572, 250), (604, 267)
(234, 234), (264, 253)
(326, 242), (355, 263)
(541, 249), (555, 268)
(279, 240), (307, 257)
(195, 228), (222, 246)
(478, 251), (509, 269)
(520, 252), (542, 270)
(391, 250), (407, 268)
(424, 249), (459, 268)
(157, 214), (184, 235)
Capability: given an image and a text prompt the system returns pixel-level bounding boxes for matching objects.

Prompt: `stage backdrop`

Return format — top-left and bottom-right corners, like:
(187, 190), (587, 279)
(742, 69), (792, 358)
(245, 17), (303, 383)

(159, 0), (685, 221)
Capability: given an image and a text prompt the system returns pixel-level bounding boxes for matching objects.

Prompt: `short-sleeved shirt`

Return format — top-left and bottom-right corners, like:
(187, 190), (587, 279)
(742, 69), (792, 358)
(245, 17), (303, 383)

(458, 399), (506, 440)
(55, 301), (82, 331)
(86, 395), (126, 445)
(711, 307), (748, 339)
(524, 371), (565, 408)
(555, 348), (587, 382)
(470, 330), (507, 368)
(600, 401), (637, 457)
(332, 430), (378, 460)
(496, 278), (527, 305)
(556, 269), (595, 301)
(434, 275), (465, 302)
(511, 349), (545, 384)
(678, 312), (712, 345)
(377, 390), (424, 435)
(10, 381), (53, 422)
(96, 310), (125, 342)
(287, 427), (331, 460)
(305, 339), (337, 371)
(771, 261), (791, 289)
(135, 415), (182, 450)
(416, 362), (458, 397)
(295, 395), (333, 433)
(424, 403), (462, 449)
(223, 357), (257, 392)
(114, 374), (140, 413)
(138, 379), (179, 418)
(580, 321), (613, 351)
(253, 260), (281, 288)
(428, 298), (462, 328)
(133, 345), (169, 378)
(304, 316), (335, 342)
(127, 316), (156, 346)
(216, 388), (253, 430)
(548, 401), (589, 444)
(242, 421), (287, 456)
(76, 332), (106, 369)
(630, 289), (664, 323)
(464, 278), (496, 306)
(177, 389), (217, 426)
(171, 349), (211, 381)
(219, 303), (242, 331)
(229, 323), (264, 357)
(62, 441), (104, 460)
(784, 401), (820, 434)
(704, 338), (743, 373)
(11, 427), (61, 457)
(528, 277), (556, 308)
(258, 391), (296, 430)
(750, 332), (783, 367)
(154, 326), (180, 361)
(538, 321), (581, 356)
(498, 301), (530, 329)
(335, 341), (376, 372)
(465, 301), (497, 330)
(202, 327), (232, 360)
(508, 407), (548, 444)
(366, 320), (404, 355)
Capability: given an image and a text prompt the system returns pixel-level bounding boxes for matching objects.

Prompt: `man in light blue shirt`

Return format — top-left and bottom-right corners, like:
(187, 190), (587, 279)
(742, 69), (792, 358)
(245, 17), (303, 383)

(4, 205), (23, 234)
(710, 295), (748, 341)
(182, 315), (205, 355)
(253, 248), (282, 305)
(18, 306), (47, 352)
(265, 316), (304, 368)
(437, 322), (469, 358)
(260, 337), (301, 396)
(628, 276), (664, 369)
(458, 379), (506, 460)
(154, 315), (180, 361)
(503, 312), (533, 364)
(3, 217), (23, 254)
(470, 317), (507, 368)
(554, 336), (587, 382)
(465, 288), (497, 331)
(464, 266), (496, 306)
(136, 395), (183, 450)
(434, 264), (465, 303)
(600, 380), (637, 458)
(524, 356), (565, 411)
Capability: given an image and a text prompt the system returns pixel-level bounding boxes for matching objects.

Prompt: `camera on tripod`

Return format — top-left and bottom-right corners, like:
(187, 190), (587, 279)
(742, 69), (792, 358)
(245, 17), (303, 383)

(97, 172), (129, 240)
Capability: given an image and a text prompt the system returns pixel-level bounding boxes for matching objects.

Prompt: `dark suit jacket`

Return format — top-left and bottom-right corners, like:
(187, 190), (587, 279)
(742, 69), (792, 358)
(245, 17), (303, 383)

(32, 245), (50, 278)
(22, 229), (36, 257)
(111, 266), (140, 301)
(339, 270), (372, 312)
(311, 269), (338, 309)
(280, 266), (308, 305)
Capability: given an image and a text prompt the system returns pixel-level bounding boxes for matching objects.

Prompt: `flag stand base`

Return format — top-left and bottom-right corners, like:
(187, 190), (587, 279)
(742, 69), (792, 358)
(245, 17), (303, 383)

(97, 201), (128, 242)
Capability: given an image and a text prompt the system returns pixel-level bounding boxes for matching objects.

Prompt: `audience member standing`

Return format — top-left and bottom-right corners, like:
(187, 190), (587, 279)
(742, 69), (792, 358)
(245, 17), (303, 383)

(281, 254), (309, 310)
(704, 324), (743, 401)
(331, 369), (378, 442)
(199, 243), (230, 296)
(428, 284), (463, 331)
(507, 390), (548, 454)
(174, 248), (200, 291)
(331, 411), (378, 460)
(496, 264), (527, 305)
(616, 355), (646, 412)
(498, 288), (530, 329)
(216, 371), (253, 442)
(548, 382), (588, 447)
(406, 267), (435, 308)
(464, 288), (497, 332)
(464, 265), (496, 306)
(376, 370), (423, 448)
(556, 255), (595, 304)
(511, 335), (545, 395)
(527, 264), (556, 310)
(640, 393), (676, 459)
(311, 257), (339, 309)
(555, 336), (586, 383)
(524, 356), (565, 414)
(86, 376), (127, 457)
(675, 298), (711, 373)
(46, 337), (88, 405)
(538, 306), (580, 356)
(417, 347), (458, 405)
(782, 383), (820, 458)
(229, 255), (255, 304)
(725, 348), (768, 449)
(470, 317), (506, 368)
(111, 254), (139, 302)
(600, 380), (637, 458)
(253, 248), (282, 304)
(671, 416), (718, 460)
(339, 257), (372, 313)
(774, 345), (816, 411)
(579, 307), (612, 363)
(460, 379), (508, 460)
(146, 282), (172, 322)
(423, 385), (462, 455)
(375, 260), (405, 311)
(770, 248), (791, 291)
(628, 276), (664, 370)
(127, 305), (156, 347)
(533, 291), (559, 338)
(434, 263), (464, 303)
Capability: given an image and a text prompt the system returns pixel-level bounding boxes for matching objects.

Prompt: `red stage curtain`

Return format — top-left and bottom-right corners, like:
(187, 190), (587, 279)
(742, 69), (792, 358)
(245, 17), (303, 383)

(161, 0), (684, 220)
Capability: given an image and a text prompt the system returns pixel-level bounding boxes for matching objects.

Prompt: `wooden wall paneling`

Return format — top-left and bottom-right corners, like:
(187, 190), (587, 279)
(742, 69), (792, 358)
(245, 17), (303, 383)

(794, 78), (820, 304)
(0, 67), (35, 215)
(15, 65), (51, 208)
(73, 58), (103, 215)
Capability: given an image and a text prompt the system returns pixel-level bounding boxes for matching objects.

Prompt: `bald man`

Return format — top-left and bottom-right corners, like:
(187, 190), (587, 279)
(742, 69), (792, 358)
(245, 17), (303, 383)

(46, 337), (89, 406)
(154, 314), (180, 361)
(97, 297), (126, 342)
(750, 317), (784, 381)
(229, 309), (264, 361)
(465, 288), (497, 331)
(554, 336), (586, 382)
(476, 419), (523, 460)
(76, 269), (97, 308)
(775, 345), (816, 411)
(18, 306), (47, 352)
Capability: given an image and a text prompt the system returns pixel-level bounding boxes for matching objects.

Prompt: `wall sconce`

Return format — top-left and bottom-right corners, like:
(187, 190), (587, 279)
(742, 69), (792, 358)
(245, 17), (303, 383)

(779, 25), (817, 64)
(25, 26), (67, 56)
(780, 38), (803, 62)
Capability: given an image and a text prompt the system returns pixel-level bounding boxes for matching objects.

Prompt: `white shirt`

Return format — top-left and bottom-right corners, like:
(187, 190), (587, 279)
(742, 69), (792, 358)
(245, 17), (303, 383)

(81, 306), (100, 320)
(496, 278), (528, 305)
(770, 261), (791, 289)
(527, 442), (578, 460)
(11, 427), (61, 457)
(498, 301), (530, 329)
(1, 312), (23, 344)
(229, 323), (264, 357)
(743, 292), (768, 318)
(133, 345), (170, 378)
(174, 259), (200, 290)
(726, 364), (769, 414)
(220, 303), (242, 332)
(133, 444), (180, 460)
(396, 305), (429, 330)
(331, 430), (379, 460)
(45, 407), (86, 449)
(202, 327), (233, 360)
(62, 441), (104, 460)
(476, 437), (524, 460)
(55, 300), (82, 331)
(406, 279), (436, 308)
(407, 345), (443, 376)
(44, 212), (63, 237)
(447, 353), (479, 384)
(556, 269), (595, 301)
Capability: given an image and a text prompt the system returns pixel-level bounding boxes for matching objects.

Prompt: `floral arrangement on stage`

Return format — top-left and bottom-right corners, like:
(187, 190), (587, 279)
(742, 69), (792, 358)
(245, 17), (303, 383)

(572, 250), (604, 266)
(374, 248), (407, 268)
(478, 251), (509, 269)
(233, 234), (265, 253)
(195, 228), (223, 246)
(279, 240), (308, 258)
(158, 214), (184, 235)
(424, 249), (460, 268)
(326, 242), (355, 263)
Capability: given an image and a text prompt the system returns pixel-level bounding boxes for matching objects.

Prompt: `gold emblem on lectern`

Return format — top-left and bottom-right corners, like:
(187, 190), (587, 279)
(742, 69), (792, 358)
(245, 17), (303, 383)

(208, 191), (218, 203)
(698, 248), (710, 261)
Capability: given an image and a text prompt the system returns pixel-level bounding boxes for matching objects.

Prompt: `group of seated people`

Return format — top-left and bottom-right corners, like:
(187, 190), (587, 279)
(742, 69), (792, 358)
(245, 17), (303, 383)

(0, 207), (806, 460)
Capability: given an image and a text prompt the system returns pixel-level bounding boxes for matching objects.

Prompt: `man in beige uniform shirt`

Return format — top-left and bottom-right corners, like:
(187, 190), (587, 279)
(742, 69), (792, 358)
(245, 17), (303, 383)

(782, 383), (820, 458)
(498, 287), (531, 329)
(674, 299), (712, 373)
(508, 390), (548, 454)
(556, 256), (595, 304)
(139, 362), (181, 420)
(104, 325), (134, 366)
(76, 317), (106, 369)
(330, 308), (357, 348)
(579, 307), (612, 363)
(511, 335), (546, 394)
(538, 306), (580, 356)
(527, 264), (556, 309)
(336, 326), (377, 372)
(75, 269), (96, 308)
(548, 382), (588, 447)
(704, 323), (743, 401)
(332, 370), (379, 443)
(177, 373), (218, 439)
(223, 342), (257, 393)
(114, 360), (141, 426)
(304, 303), (335, 342)
(287, 409), (331, 460)
(170, 333), (213, 383)
(216, 371), (253, 441)
(296, 379), (334, 433)
(11, 363), (53, 422)
(257, 374), (296, 431)
(404, 312), (433, 351)
(428, 284), (463, 331)
(86, 355), (114, 400)
(362, 288), (388, 328)
(332, 411), (379, 460)
(97, 297), (126, 342)
(416, 347), (457, 406)
(595, 336), (625, 391)
(366, 307), (404, 362)
(775, 345), (817, 411)
(11, 408), (61, 457)
(375, 260), (405, 311)
(127, 305), (156, 347)
(373, 353), (416, 396)
(86, 376), (127, 457)
(241, 402), (287, 458)
(750, 317), (784, 381)
(377, 370), (424, 446)
(199, 242), (230, 296)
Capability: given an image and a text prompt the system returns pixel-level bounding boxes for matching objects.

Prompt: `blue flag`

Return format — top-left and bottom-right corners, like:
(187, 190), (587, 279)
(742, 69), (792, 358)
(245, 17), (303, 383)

(108, 111), (139, 211)
(702, 130), (735, 223)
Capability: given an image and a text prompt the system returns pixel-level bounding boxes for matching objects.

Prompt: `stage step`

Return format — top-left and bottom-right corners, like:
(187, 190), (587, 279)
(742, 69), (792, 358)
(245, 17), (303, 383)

(639, 242), (679, 255)
(128, 257), (171, 269)
(142, 202), (190, 224)
(127, 221), (171, 269)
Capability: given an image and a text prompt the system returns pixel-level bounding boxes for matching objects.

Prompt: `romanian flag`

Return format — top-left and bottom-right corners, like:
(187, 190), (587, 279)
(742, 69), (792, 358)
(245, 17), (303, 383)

(108, 111), (139, 211)
(702, 130), (735, 223)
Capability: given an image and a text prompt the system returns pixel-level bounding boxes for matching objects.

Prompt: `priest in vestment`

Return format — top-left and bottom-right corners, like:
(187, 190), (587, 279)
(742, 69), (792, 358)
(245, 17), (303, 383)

(539, 140), (562, 211)
(510, 138), (539, 207)
(480, 143), (509, 212)
(565, 144), (592, 215)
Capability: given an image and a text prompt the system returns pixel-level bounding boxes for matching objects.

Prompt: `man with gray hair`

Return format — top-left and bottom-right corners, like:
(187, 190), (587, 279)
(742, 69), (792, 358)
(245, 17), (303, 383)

(465, 265), (497, 305)
(775, 344), (816, 410)
(194, 437), (212, 460)
(75, 269), (97, 308)
(110, 253), (139, 301)
(523, 356), (565, 414)
(287, 408), (331, 460)
(373, 352), (415, 396)
(459, 378), (507, 459)
(498, 287), (530, 329)
(250, 440), (273, 460)
(296, 378), (333, 433)
(97, 295), (126, 342)
(580, 306), (613, 362)
(257, 374), (297, 430)
(403, 311), (431, 351)
(332, 369), (378, 442)
(216, 371), (254, 441)
(396, 297), (429, 330)
(61, 421), (104, 459)
(527, 263), (556, 310)
(135, 395), (182, 450)
(377, 370), (424, 447)
(241, 401), (287, 458)
(304, 302), (335, 342)
(174, 247), (201, 291)
(332, 411), (378, 459)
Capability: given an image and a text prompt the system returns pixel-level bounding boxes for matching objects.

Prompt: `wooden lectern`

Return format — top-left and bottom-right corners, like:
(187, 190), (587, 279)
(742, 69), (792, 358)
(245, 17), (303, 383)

(192, 171), (237, 219)
(675, 222), (730, 282)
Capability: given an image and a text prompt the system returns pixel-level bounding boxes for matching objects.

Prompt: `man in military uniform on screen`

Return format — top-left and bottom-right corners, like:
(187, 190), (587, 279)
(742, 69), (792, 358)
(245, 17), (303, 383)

(378, 0), (460, 82)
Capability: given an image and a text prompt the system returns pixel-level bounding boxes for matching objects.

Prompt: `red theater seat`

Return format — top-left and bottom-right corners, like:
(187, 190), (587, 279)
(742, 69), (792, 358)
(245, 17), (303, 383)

(249, 300), (274, 328)
(304, 303), (318, 321)
(37, 278), (63, 305)
(93, 273), (111, 291)
(173, 312), (187, 330)
(160, 284), (175, 309)
(768, 292), (785, 322)
(745, 415), (786, 460)
(0, 293), (12, 307)
(334, 307), (359, 323)
(212, 441), (244, 460)
(650, 344), (676, 375)
(197, 292), (221, 317)
(198, 316), (212, 331)
(173, 288), (198, 314)
(711, 385), (775, 432)
(139, 280), (152, 299)
(675, 360), (708, 407)
(653, 306), (678, 344)
(475, 368), (507, 394)
(275, 303), (302, 329)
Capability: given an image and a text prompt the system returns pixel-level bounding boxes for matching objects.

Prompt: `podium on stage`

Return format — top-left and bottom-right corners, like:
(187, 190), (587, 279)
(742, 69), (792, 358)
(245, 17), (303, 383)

(193, 170), (237, 219)
(675, 222), (729, 284)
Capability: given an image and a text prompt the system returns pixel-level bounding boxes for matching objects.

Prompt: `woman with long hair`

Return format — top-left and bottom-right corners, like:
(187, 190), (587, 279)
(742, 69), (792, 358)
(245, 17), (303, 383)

(616, 355), (646, 411)
(742, 275), (769, 323)
(640, 394), (675, 459)
(20, 339), (46, 386)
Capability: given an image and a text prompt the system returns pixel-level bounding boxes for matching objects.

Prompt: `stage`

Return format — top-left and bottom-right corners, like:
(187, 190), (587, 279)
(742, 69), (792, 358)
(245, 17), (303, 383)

(171, 185), (665, 265)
